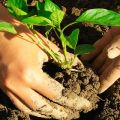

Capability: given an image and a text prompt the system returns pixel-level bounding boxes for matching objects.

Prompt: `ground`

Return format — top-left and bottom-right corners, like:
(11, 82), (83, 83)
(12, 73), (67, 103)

(0, 0), (120, 120)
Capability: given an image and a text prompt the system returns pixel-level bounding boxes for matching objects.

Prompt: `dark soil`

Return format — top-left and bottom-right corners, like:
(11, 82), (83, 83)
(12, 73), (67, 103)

(52, 63), (100, 112)
(42, 61), (100, 116)
(97, 80), (120, 120)
(0, 0), (120, 120)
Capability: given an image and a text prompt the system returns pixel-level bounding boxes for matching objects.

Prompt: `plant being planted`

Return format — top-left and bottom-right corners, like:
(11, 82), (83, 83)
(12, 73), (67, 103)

(1, 0), (120, 69)
(1, 0), (120, 119)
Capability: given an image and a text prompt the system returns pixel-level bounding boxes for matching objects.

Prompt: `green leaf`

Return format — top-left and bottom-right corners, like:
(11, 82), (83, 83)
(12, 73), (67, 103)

(6, 0), (28, 20)
(0, 22), (17, 34)
(60, 33), (67, 49)
(74, 44), (95, 55)
(7, 0), (27, 12)
(36, 1), (44, 16)
(11, 5), (28, 20)
(22, 16), (52, 26)
(76, 9), (120, 26)
(50, 10), (65, 27)
(36, 1), (51, 18)
(66, 29), (79, 49)
(44, 0), (60, 12)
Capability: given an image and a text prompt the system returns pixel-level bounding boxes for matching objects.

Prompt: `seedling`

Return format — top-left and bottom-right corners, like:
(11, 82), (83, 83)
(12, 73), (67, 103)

(1, 0), (120, 69)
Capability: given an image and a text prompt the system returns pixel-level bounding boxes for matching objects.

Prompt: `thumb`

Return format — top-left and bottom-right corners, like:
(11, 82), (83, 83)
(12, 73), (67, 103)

(107, 35), (120, 59)
(108, 47), (120, 59)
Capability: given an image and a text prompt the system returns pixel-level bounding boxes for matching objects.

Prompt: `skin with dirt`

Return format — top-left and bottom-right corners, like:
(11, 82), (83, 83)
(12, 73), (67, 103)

(51, 63), (100, 112)
(0, 62), (100, 120)
(42, 61), (100, 119)
(0, 0), (120, 120)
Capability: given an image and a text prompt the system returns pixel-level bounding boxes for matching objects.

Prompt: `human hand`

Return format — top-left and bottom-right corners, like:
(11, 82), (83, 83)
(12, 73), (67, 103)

(81, 27), (120, 93)
(0, 4), (90, 119)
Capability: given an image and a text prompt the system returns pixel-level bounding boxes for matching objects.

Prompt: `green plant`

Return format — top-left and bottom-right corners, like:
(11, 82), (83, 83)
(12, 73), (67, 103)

(1, 0), (120, 69)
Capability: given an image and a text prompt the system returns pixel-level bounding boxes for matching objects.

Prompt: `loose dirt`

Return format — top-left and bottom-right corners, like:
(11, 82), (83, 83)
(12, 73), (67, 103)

(53, 63), (100, 112)
(0, 0), (120, 120)
(97, 80), (120, 120)
(42, 61), (100, 119)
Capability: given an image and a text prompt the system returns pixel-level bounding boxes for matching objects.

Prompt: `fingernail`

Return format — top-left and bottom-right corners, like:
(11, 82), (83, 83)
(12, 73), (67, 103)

(108, 47), (120, 59)
(98, 87), (104, 94)
(98, 80), (108, 94)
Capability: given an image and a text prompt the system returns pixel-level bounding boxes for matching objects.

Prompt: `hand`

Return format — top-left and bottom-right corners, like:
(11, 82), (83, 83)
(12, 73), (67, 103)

(81, 27), (120, 93)
(0, 4), (91, 119)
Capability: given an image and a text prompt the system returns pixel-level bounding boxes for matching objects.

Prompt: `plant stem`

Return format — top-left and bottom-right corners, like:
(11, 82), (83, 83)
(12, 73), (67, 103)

(73, 54), (77, 64)
(62, 22), (77, 32)
(45, 27), (52, 38)
(58, 28), (68, 62)
(31, 29), (60, 63)
(63, 44), (68, 62)
(53, 28), (60, 40)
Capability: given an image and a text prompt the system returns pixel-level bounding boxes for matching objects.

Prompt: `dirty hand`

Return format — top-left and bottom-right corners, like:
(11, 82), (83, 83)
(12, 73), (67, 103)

(0, 4), (91, 119)
(81, 27), (120, 93)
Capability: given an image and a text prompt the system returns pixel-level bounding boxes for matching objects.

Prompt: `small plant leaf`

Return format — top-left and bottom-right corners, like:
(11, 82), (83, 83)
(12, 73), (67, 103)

(36, 1), (44, 16)
(10, 5), (28, 20)
(50, 10), (65, 27)
(36, 1), (51, 18)
(0, 22), (17, 34)
(76, 9), (120, 26)
(7, 0), (27, 12)
(74, 44), (95, 55)
(22, 16), (52, 26)
(66, 29), (79, 49)
(60, 33), (67, 49)
(44, 0), (60, 13)
(6, 0), (28, 20)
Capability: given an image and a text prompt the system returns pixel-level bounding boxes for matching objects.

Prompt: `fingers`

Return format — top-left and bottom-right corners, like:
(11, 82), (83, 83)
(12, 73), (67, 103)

(99, 60), (120, 93)
(94, 27), (120, 55)
(30, 70), (91, 111)
(29, 70), (64, 101)
(81, 29), (113, 61)
(4, 77), (53, 112)
(80, 36), (109, 62)
(92, 48), (107, 70)
(81, 27), (120, 61)
(98, 58), (112, 74)
(2, 78), (78, 119)
(40, 98), (80, 119)
(10, 88), (80, 119)
(4, 91), (49, 118)
(55, 92), (91, 111)
(2, 88), (79, 119)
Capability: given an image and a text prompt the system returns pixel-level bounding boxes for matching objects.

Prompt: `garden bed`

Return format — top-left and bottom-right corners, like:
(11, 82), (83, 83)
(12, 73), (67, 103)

(0, 0), (120, 120)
